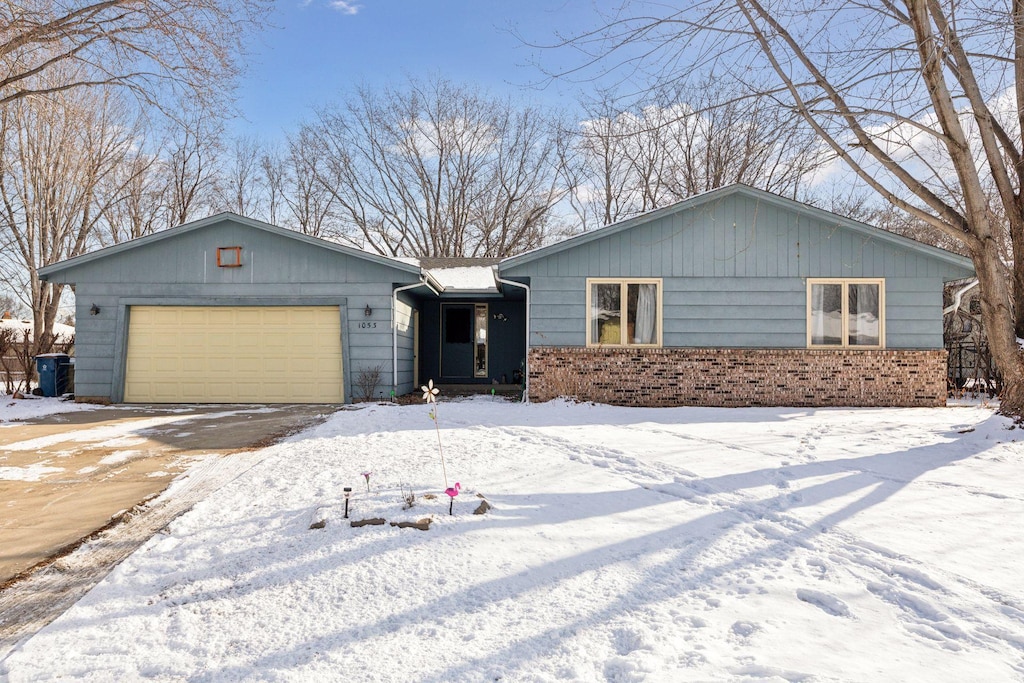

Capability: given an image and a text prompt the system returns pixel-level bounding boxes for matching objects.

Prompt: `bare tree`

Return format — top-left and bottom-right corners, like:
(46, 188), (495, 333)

(260, 146), (286, 227)
(0, 0), (271, 112)
(558, 92), (642, 231)
(301, 77), (565, 258)
(550, 1), (1024, 416)
(97, 135), (170, 245)
(283, 131), (341, 239)
(166, 108), (222, 227)
(0, 73), (136, 354)
(0, 1), (267, 355)
(217, 135), (264, 217)
(560, 80), (824, 231)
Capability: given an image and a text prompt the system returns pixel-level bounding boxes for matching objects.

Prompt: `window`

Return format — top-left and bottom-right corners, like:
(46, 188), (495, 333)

(807, 279), (884, 348)
(217, 246), (242, 267)
(445, 307), (472, 343)
(474, 304), (488, 378)
(587, 279), (662, 347)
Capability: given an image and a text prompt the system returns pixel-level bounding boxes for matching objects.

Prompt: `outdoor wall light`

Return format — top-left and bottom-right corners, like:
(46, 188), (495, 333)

(89, 303), (100, 316)
(343, 487), (352, 519)
(364, 304), (372, 317)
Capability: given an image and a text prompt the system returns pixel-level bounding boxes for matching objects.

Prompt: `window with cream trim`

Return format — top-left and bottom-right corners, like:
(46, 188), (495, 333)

(807, 279), (885, 348)
(587, 278), (662, 347)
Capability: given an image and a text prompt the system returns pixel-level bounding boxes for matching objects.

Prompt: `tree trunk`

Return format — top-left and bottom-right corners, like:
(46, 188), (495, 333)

(971, 239), (1024, 417)
(1014, 216), (1024, 339)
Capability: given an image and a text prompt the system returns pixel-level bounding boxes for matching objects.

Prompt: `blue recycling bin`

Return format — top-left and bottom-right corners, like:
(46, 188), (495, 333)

(35, 353), (72, 397)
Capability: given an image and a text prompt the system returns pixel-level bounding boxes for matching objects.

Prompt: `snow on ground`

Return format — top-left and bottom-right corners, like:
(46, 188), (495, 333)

(0, 395), (98, 423)
(3, 398), (1023, 682)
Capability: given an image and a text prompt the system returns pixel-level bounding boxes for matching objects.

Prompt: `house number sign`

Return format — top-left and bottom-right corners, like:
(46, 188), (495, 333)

(359, 321), (377, 329)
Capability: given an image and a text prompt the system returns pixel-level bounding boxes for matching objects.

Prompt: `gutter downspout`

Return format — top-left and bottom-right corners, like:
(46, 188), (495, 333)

(393, 278), (440, 398)
(943, 278), (978, 316)
(496, 277), (531, 403)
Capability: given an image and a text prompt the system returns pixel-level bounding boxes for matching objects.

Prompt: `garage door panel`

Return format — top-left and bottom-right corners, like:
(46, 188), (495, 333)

(125, 306), (344, 403)
(179, 309), (208, 326)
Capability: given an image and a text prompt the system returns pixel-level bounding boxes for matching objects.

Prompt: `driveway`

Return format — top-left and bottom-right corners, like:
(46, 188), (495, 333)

(0, 404), (337, 586)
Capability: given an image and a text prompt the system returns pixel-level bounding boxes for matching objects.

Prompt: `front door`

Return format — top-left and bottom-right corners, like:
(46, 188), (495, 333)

(441, 304), (474, 378)
(440, 303), (489, 380)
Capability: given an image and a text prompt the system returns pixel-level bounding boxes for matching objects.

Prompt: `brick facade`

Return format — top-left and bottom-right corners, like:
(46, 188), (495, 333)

(528, 347), (948, 408)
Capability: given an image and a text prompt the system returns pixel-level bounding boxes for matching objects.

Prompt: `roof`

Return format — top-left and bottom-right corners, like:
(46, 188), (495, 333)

(427, 265), (498, 292)
(420, 257), (500, 269)
(38, 213), (423, 279)
(0, 319), (75, 342)
(500, 184), (976, 273)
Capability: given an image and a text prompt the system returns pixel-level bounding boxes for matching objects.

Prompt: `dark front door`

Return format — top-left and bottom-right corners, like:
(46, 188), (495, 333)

(441, 304), (474, 378)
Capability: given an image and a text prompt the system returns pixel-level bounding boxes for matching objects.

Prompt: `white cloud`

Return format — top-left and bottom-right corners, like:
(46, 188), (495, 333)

(329, 0), (360, 14)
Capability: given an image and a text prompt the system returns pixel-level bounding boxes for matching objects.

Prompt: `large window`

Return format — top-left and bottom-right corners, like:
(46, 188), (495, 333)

(587, 279), (662, 347)
(807, 279), (884, 348)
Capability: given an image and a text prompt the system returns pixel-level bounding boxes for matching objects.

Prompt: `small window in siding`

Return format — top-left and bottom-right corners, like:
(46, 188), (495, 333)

(217, 246), (242, 267)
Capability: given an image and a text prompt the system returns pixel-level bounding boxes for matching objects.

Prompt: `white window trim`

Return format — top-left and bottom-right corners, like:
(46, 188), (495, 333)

(586, 278), (664, 348)
(806, 278), (886, 349)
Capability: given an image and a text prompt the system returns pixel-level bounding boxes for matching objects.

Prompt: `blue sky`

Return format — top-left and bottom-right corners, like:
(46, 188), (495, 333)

(231, 1), (611, 142)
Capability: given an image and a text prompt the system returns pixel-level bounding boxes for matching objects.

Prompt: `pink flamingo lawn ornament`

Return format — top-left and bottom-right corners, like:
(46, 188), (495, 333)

(444, 482), (461, 515)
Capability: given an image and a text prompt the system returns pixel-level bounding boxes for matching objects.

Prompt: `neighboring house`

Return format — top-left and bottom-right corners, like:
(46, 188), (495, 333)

(39, 184), (974, 407)
(0, 316), (75, 343)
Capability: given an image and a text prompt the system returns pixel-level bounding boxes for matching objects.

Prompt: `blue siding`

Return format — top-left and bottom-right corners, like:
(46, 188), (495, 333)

(503, 192), (974, 350)
(47, 217), (420, 401)
(395, 292), (416, 397)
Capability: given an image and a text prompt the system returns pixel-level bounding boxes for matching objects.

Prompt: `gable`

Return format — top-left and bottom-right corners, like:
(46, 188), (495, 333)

(40, 214), (421, 286)
(501, 186), (975, 281)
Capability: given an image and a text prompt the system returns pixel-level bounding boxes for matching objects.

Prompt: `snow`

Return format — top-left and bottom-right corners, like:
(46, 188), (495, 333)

(0, 318), (74, 342)
(429, 265), (497, 291)
(0, 395), (98, 423)
(3, 398), (1024, 681)
(0, 463), (63, 481)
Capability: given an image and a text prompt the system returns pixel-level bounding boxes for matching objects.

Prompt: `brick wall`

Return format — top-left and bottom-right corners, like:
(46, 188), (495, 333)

(528, 347), (948, 407)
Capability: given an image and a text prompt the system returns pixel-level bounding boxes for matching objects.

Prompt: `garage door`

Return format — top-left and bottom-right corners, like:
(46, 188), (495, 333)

(124, 306), (344, 403)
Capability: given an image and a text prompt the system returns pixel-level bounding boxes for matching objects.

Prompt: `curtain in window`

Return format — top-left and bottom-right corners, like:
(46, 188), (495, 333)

(634, 284), (657, 344)
(811, 284), (827, 344)
(848, 283), (880, 346)
(593, 283), (621, 344)
(811, 283), (842, 345)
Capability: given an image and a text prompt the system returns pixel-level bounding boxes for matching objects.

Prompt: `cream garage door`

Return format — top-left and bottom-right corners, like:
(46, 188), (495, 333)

(124, 306), (344, 403)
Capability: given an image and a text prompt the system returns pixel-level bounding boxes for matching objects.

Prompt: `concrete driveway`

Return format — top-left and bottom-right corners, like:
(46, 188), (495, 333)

(0, 404), (337, 586)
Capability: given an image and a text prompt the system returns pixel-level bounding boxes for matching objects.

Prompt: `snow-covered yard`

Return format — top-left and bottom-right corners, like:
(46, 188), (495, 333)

(1, 395), (96, 423)
(2, 397), (1023, 682)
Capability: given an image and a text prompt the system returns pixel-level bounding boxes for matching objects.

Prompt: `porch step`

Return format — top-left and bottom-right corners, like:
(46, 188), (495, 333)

(435, 384), (522, 397)
(394, 384), (523, 404)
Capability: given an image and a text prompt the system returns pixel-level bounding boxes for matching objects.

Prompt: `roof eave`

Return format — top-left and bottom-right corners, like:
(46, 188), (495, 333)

(437, 288), (503, 298)
(39, 212), (422, 280)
